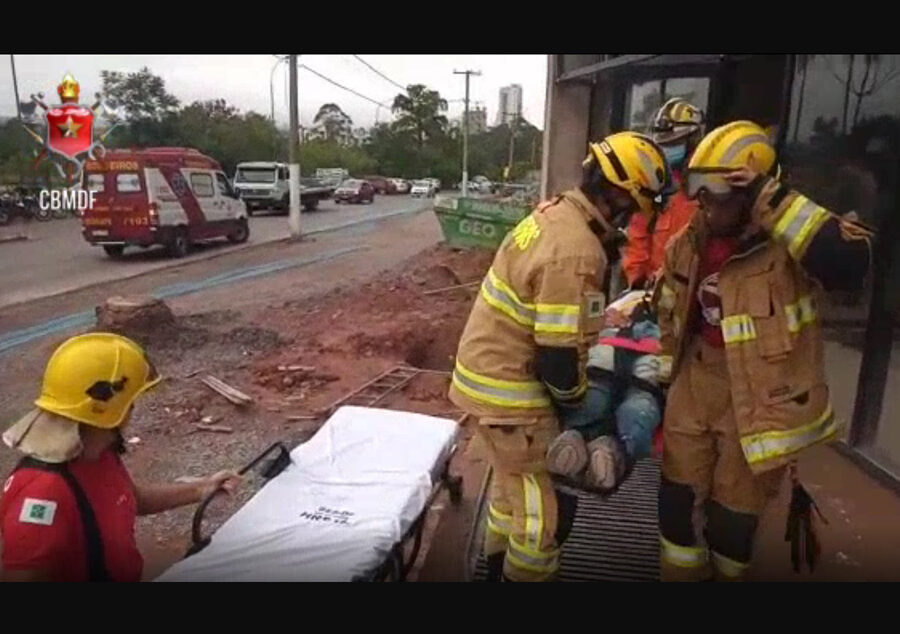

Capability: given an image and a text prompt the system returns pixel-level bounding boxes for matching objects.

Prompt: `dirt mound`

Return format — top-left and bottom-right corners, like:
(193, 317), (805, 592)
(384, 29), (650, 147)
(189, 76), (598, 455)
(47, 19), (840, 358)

(181, 310), (243, 329)
(219, 326), (283, 351)
(412, 264), (461, 291)
(252, 365), (340, 394)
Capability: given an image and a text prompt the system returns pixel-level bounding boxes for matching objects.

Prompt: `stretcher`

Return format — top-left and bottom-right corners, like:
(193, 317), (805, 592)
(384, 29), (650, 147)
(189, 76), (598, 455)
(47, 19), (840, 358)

(156, 406), (462, 582)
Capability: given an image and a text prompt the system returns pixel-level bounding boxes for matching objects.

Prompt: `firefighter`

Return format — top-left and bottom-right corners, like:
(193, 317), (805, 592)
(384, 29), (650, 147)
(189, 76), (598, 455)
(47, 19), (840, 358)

(0, 333), (241, 582)
(655, 120), (873, 581)
(449, 131), (673, 582)
(622, 98), (704, 290)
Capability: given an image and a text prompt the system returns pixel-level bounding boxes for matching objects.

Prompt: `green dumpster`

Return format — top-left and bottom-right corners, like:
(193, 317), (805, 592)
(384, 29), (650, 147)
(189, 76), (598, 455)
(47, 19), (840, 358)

(433, 195), (531, 250)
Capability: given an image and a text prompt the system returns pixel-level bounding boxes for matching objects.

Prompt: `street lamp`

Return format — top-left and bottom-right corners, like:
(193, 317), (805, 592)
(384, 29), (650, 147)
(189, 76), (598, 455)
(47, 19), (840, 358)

(269, 55), (288, 123)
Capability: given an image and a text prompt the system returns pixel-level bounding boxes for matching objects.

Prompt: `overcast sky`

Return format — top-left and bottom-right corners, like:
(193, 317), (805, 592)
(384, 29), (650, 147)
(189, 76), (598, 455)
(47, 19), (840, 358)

(1, 55), (548, 129)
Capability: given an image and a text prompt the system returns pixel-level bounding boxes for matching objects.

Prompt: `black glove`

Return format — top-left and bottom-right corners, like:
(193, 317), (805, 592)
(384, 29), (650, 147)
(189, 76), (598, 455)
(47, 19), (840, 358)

(784, 477), (828, 573)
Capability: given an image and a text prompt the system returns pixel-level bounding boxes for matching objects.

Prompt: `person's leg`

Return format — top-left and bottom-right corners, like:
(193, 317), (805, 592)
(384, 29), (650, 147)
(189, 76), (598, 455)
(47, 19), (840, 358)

(480, 416), (566, 582)
(707, 418), (786, 582)
(478, 428), (514, 581)
(615, 386), (662, 460)
(658, 342), (717, 582)
(547, 380), (616, 478)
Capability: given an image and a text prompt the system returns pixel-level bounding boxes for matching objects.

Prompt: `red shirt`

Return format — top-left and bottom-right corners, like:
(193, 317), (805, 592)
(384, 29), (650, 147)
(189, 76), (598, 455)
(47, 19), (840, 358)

(1, 449), (143, 582)
(694, 236), (739, 347)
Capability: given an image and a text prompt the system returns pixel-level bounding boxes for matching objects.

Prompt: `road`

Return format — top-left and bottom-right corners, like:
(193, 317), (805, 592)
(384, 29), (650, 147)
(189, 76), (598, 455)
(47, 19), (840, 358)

(0, 195), (434, 309)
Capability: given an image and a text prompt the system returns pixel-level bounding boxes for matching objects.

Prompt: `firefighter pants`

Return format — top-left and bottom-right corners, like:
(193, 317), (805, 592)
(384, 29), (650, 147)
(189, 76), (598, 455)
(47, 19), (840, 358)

(478, 415), (563, 582)
(659, 338), (786, 582)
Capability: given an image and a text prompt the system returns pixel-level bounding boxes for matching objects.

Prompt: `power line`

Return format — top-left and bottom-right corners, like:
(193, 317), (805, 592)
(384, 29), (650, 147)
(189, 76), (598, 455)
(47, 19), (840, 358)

(299, 64), (391, 109)
(352, 55), (407, 92)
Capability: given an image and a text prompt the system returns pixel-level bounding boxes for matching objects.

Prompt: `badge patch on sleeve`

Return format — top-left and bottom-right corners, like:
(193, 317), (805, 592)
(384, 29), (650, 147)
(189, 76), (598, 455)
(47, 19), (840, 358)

(585, 292), (605, 318)
(19, 498), (57, 526)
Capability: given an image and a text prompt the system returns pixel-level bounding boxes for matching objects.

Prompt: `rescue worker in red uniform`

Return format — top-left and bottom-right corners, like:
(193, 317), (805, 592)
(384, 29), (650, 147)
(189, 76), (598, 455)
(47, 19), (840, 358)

(623, 98), (704, 290)
(450, 132), (674, 582)
(0, 333), (241, 582)
(655, 121), (873, 581)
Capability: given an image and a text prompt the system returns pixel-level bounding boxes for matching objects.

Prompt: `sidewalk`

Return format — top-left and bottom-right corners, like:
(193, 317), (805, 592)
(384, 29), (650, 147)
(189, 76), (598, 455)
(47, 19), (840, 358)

(416, 439), (900, 582)
(750, 443), (900, 581)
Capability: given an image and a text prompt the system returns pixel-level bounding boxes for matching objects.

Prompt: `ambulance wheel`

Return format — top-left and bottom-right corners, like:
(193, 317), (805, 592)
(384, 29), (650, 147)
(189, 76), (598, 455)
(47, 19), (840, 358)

(34, 206), (52, 222)
(103, 245), (125, 258)
(167, 227), (190, 258)
(227, 218), (249, 244)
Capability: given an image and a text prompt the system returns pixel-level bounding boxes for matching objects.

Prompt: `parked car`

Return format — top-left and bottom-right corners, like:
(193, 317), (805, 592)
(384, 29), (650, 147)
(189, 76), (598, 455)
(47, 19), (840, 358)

(363, 175), (397, 195)
(334, 179), (375, 204)
(410, 179), (436, 198)
(390, 178), (411, 194)
(456, 178), (492, 194)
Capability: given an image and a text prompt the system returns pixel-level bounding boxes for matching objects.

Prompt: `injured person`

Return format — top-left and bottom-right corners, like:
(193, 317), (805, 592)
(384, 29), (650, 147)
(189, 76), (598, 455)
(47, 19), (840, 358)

(546, 290), (664, 492)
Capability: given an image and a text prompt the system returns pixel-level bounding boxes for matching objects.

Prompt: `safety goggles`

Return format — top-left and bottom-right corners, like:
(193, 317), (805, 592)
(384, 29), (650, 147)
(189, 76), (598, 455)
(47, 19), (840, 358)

(684, 167), (739, 199)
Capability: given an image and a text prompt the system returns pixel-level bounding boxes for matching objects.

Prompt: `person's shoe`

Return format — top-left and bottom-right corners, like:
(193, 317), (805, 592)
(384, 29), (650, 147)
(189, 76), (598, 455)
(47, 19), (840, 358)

(546, 430), (588, 479)
(584, 435), (626, 491)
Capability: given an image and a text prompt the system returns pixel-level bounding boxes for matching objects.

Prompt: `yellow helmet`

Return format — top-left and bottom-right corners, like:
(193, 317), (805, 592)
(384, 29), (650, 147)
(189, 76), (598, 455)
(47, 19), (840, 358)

(586, 131), (673, 216)
(651, 97), (705, 145)
(684, 120), (780, 199)
(34, 333), (161, 429)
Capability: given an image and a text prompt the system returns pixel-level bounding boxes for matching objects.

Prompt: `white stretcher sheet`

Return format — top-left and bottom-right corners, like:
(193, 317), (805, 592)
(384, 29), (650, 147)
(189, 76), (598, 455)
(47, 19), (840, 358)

(155, 406), (459, 582)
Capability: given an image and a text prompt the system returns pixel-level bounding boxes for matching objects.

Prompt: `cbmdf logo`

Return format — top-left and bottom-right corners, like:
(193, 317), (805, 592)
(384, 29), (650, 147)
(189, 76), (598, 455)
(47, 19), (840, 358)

(20, 73), (118, 187)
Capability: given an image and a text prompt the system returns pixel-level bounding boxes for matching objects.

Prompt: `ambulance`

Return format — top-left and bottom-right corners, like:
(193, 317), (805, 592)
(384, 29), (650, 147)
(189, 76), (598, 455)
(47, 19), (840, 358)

(81, 147), (249, 258)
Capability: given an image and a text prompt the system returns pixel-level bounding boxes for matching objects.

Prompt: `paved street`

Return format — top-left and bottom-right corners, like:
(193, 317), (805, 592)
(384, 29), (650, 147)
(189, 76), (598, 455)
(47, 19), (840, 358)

(0, 195), (433, 308)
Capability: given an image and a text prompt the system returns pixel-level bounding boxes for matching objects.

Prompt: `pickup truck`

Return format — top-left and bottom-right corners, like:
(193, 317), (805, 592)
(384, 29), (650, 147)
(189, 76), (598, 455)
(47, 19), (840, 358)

(233, 162), (335, 215)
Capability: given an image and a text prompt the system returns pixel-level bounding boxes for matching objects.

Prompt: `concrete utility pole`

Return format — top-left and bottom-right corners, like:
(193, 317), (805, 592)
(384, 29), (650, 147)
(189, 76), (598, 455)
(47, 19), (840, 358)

(10, 55), (25, 185)
(453, 69), (480, 197)
(288, 54), (301, 240)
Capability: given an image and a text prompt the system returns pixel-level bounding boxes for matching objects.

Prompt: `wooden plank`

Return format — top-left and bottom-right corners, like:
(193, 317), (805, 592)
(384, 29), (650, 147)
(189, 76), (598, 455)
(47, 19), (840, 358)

(201, 375), (253, 406)
(194, 424), (234, 434)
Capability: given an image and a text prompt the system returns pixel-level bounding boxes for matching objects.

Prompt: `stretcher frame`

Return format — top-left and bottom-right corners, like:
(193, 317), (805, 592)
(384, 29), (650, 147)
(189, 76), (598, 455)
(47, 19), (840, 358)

(185, 431), (464, 582)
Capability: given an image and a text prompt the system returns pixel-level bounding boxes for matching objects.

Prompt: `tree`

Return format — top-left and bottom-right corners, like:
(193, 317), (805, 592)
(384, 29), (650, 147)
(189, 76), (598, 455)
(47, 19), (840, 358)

(101, 67), (180, 122)
(174, 99), (282, 175)
(311, 103), (353, 144)
(100, 67), (181, 147)
(391, 85), (448, 150)
(850, 55), (900, 128)
(792, 55), (815, 143)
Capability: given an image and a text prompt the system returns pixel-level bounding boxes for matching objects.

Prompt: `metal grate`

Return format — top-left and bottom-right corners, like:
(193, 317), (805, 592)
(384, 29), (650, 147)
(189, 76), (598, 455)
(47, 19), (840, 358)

(472, 458), (661, 582)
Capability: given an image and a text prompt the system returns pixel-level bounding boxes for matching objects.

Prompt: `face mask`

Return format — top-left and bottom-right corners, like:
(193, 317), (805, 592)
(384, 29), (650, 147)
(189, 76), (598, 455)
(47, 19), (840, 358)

(663, 144), (688, 170)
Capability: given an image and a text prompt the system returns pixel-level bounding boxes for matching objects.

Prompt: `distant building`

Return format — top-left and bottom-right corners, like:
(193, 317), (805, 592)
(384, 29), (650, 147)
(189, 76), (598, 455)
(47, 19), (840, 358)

(451, 104), (487, 136)
(466, 106), (487, 135)
(495, 84), (523, 127)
